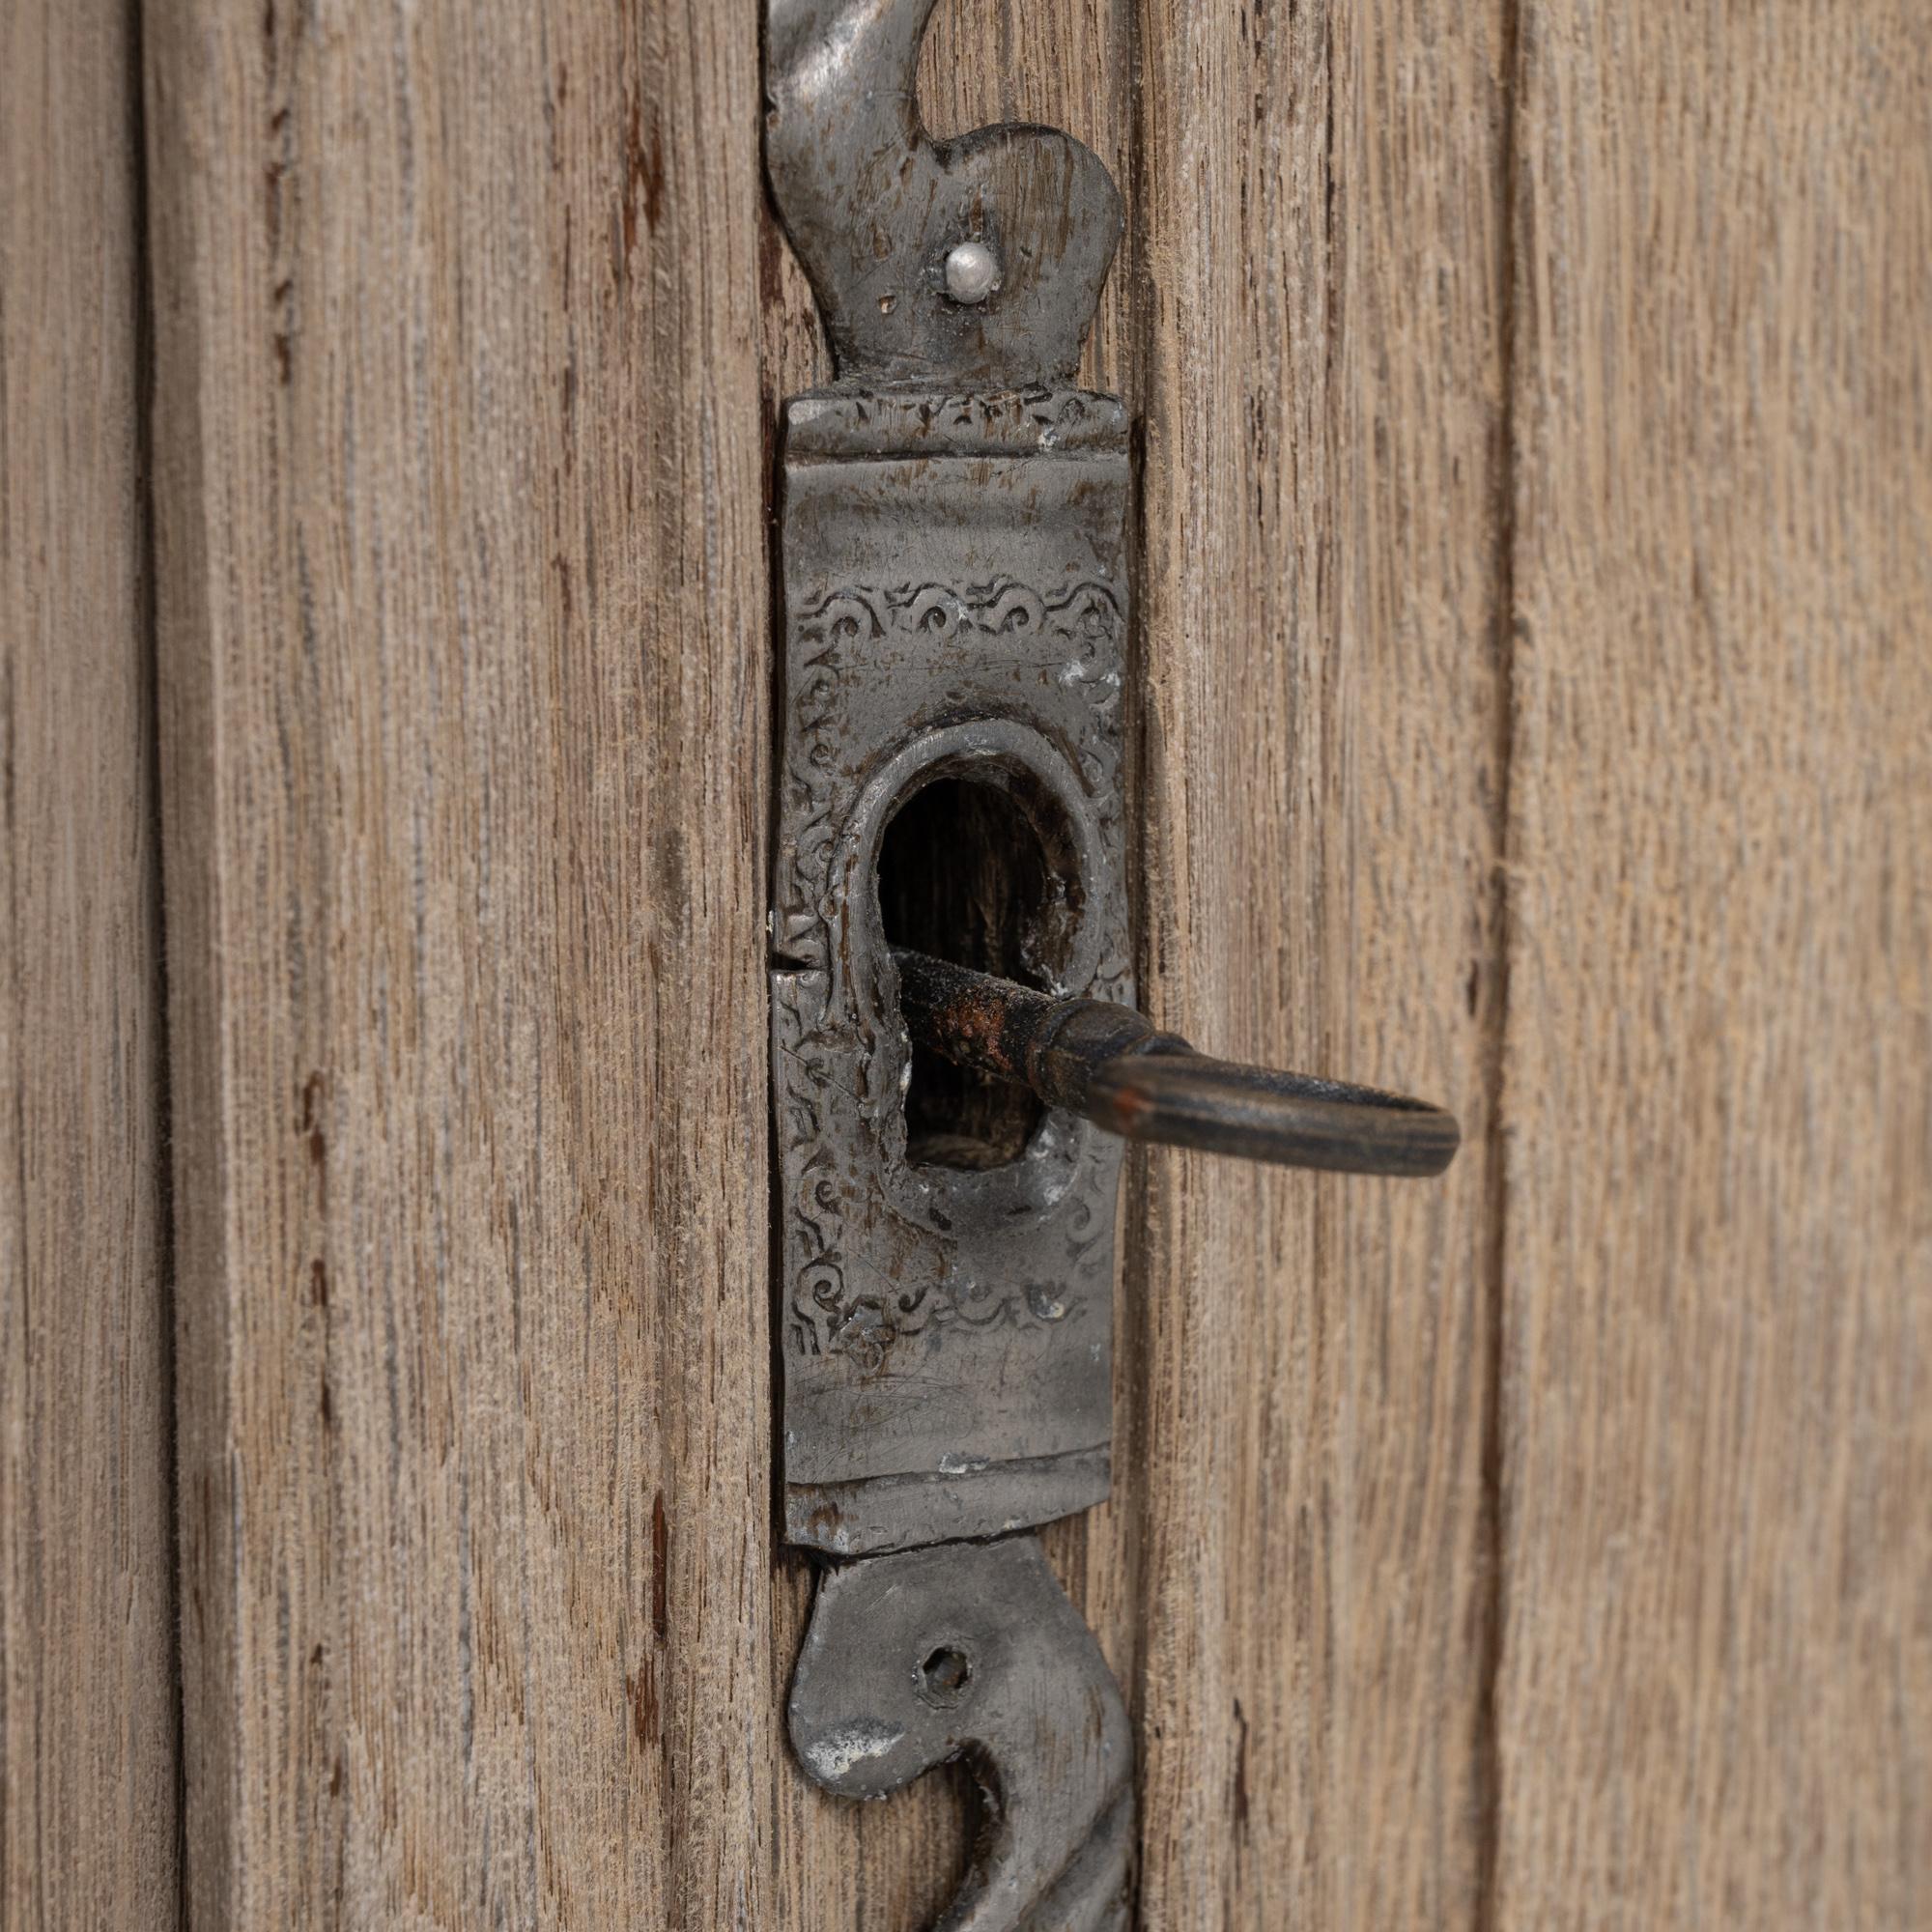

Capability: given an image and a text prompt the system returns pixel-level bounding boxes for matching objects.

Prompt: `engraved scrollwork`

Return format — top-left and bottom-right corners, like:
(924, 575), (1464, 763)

(777, 589), (887, 966)
(829, 386), (1116, 448)
(887, 1267), (1084, 1342)
(799, 587), (888, 646)
(894, 575), (1120, 649)
(778, 574), (1124, 1370)
(780, 576), (1122, 971)
(775, 976), (853, 1361)
(1062, 1137), (1119, 1290)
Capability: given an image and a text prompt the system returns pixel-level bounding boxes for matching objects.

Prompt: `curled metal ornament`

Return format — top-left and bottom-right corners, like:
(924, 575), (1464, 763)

(765, 0), (1122, 384)
(789, 1536), (1132, 1930)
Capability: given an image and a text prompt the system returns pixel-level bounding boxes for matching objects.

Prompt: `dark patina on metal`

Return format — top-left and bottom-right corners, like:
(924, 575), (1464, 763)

(772, 391), (1131, 1557)
(766, 4), (1137, 1920)
(766, 0), (1122, 386)
(767, 0), (1136, 1559)
(789, 1535), (1132, 1931)
(895, 948), (1463, 1177)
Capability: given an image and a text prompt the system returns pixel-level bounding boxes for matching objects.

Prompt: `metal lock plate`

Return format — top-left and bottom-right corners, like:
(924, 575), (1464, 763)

(772, 387), (1132, 1556)
(764, 10), (1457, 1920)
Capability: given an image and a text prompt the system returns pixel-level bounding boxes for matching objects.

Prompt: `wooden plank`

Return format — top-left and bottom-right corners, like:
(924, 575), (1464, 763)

(1495, 4), (1932, 1922)
(1, 1), (180, 1923)
(1127, 0), (1511, 1922)
(143, 3), (777, 1922)
(1322, 3), (1517, 1920)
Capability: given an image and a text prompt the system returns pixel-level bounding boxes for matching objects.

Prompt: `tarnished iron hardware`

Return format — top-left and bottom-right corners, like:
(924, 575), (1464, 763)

(772, 392), (1132, 1563)
(893, 949), (1462, 1177)
(764, 2), (1459, 1922)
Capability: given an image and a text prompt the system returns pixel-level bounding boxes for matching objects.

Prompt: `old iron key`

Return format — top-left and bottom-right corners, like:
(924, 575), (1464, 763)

(893, 949), (1460, 1179)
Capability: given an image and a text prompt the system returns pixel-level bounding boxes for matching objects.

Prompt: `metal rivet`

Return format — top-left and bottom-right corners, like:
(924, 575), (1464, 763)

(943, 241), (1002, 306)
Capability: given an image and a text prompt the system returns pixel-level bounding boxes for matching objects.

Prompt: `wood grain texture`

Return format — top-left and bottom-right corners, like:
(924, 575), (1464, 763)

(144, 2), (775, 1922)
(1124, 0), (1511, 1923)
(1324, 2), (1517, 1920)
(1494, 4), (1932, 1923)
(1, 1), (180, 1923)
(125, 2), (1932, 1926)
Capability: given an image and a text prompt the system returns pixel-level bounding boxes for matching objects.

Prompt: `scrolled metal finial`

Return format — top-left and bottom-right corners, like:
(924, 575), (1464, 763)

(764, 0), (1122, 385)
(789, 1537), (1132, 1931)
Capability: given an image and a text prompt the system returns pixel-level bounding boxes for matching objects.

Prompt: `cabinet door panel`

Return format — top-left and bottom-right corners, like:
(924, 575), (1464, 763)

(125, 2), (1931, 1925)
(145, 4), (775, 1921)
(1495, 5), (1932, 1922)
(1126, 0), (1511, 1920)
(2, 2), (179, 1923)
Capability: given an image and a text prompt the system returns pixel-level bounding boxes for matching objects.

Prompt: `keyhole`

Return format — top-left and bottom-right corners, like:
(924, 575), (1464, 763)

(876, 769), (1080, 1170)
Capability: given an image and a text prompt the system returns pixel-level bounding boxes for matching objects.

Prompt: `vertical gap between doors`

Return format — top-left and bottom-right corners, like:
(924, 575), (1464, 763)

(1119, 0), (1155, 1921)
(124, 0), (190, 1918)
(1474, 0), (1527, 1923)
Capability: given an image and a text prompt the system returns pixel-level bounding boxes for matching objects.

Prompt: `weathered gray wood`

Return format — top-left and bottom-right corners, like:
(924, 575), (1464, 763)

(121, 2), (1932, 1925)
(1, 0), (180, 1921)
(144, 2), (777, 1921)
(1123, 0), (1512, 1921)
(1494, 3), (1932, 1921)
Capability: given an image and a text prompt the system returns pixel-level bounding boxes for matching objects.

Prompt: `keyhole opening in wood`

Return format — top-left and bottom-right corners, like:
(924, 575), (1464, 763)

(876, 767), (1083, 1171)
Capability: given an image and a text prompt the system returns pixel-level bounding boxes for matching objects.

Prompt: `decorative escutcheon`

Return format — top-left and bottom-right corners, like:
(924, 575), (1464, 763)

(764, 3), (1459, 1922)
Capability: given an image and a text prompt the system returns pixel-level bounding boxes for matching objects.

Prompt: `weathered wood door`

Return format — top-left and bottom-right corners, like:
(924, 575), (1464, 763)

(6, 0), (1927, 1925)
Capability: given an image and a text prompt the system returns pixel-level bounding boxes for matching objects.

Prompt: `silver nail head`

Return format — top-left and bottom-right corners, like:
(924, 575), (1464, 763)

(944, 241), (1002, 306)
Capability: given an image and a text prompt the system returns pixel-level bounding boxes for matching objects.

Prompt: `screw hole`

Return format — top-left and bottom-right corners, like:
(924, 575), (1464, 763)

(919, 1645), (974, 1706)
